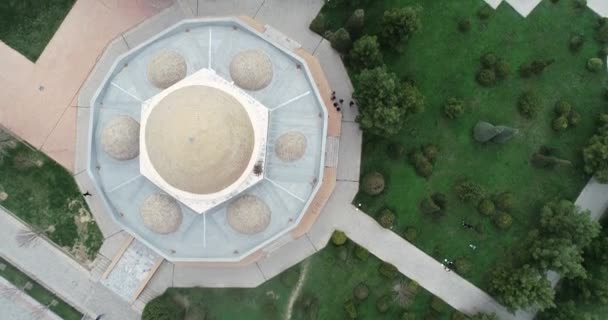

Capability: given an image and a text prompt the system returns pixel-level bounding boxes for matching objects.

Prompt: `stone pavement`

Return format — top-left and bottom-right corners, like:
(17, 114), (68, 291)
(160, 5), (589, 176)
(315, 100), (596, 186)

(0, 207), (139, 320)
(0, 277), (62, 320)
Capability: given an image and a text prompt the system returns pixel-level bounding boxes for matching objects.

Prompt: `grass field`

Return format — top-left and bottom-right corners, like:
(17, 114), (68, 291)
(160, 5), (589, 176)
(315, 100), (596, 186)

(146, 238), (465, 320)
(0, 257), (82, 320)
(318, 0), (607, 293)
(0, 132), (102, 261)
(0, 0), (75, 61)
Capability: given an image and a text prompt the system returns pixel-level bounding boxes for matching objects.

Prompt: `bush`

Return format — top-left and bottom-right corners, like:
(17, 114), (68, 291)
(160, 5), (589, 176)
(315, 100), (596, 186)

(409, 150), (433, 178)
(495, 58), (510, 79)
(455, 257), (472, 275)
(554, 100), (572, 115)
(378, 208), (396, 228)
(344, 299), (357, 319)
(353, 283), (369, 301)
(481, 52), (498, 68)
(380, 7), (421, 48)
(404, 226), (417, 241)
(431, 192), (447, 210)
(587, 57), (604, 72)
(493, 212), (513, 230)
(349, 35), (383, 70)
(387, 142), (406, 160)
(493, 192), (514, 211)
(476, 68), (497, 86)
(379, 262), (399, 279)
(552, 116), (569, 131)
(376, 295), (392, 313)
(423, 144), (439, 163)
(331, 230), (347, 246)
(569, 34), (585, 52)
(355, 245), (369, 261)
(329, 28), (352, 54)
(346, 9), (365, 37)
(478, 198), (496, 216)
(454, 180), (484, 202)
(444, 97), (465, 119)
(420, 196), (441, 214)
(458, 19), (471, 33)
(517, 91), (542, 118)
(310, 13), (327, 35)
(143, 296), (185, 320)
(362, 171), (385, 195)
(569, 111), (581, 126)
(477, 6), (492, 20)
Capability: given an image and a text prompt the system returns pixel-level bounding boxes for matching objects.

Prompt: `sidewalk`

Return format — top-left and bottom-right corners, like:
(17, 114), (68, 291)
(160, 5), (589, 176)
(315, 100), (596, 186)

(0, 207), (138, 320)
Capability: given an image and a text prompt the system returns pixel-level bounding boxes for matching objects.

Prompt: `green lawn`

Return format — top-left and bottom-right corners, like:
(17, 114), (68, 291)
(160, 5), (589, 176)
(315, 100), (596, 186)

(0, 0), (76, 61)
(146, 238), (465, 320)
(318, 0), (607, 293)
(0, 132), (102, 261)
(0, 256), (82, 320)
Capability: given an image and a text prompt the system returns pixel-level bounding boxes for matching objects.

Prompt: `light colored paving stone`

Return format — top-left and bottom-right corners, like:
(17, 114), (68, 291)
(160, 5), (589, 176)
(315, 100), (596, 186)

(484, 0), (503, 9)
(589, 0), (608, 18)
(74, 171), (123, 238)
(143, 261), (174, 294)
(313, 39), (358, 123)
(337, 122), (362, 182)
(0, 277), (62, 320)
(122, 4), (193, 49)
(197, 0), (264, 18)
(256, 235), (316, 280)
(505, 0), (542, 18)
(41, 106), (77, 172)
(255, 0), (324, 53)
(99, 231), (132, 260)
(74, 107), (90, 174)
(172, 262), (265, 287)
(77, 37), (130, 108)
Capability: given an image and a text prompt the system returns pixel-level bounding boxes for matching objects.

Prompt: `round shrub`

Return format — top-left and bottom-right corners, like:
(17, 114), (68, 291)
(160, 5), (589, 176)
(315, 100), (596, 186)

(552, 116), (569, 131)
(477, 198), (496, 216)
(423, 144), (439, 162)
(330, 28), (352, 54)
(404, 226), (417, 241)
(493, 192), (514, 211)
(481, 52), (498, 68)
(569, 34), (585, 52)
(431, 192), (448, 210)
(495, 58), (510, 79)
(569, 111), (582, 126)
(331, 230), (347, 246)
(587, 57), (604, 72)
(493, 212), (513, 230)
(554, 100), (572, 115)
(362, 171), (385, 195)
(387, 143), (406, 160)
(349, 35), (383, 71)
(310, 13), (327, 35)
(517, 91), (542, 119)
(477, 6), (492, 20)
(353, 283), (369, 301)
(378, 208), (396, 228)
(346, 9), (365, 37)
(458, 19), (471, 33)
(454, 180), (484, 202)
(143, 296), (185, 320)
(454, 257), (472, 275)
(379, 262), (399, 279)
(477, 68), (497, 86)
(376, 295), (391, 313)
(355, 245), (369, 261)
(444, 97), (465, 119)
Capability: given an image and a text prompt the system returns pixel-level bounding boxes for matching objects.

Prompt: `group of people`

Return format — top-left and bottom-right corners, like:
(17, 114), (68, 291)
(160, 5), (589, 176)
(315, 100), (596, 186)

(330, 91), (355, 112)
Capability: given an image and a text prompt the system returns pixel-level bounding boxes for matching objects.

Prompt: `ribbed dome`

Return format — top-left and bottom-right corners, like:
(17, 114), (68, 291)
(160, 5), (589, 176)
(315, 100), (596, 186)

(101, 116), (140, 160)
(147, 51), (187, 89)
(227, 195), (271, 234)
(275, 131), (307, 162)
(144, 85), (255, 194)
(230, 49), (273, 91)
(139, 194), (182, 234)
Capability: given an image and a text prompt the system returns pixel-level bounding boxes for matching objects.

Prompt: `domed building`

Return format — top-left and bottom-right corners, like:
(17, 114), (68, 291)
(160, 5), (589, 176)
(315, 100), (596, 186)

(85, 17), (337, 264)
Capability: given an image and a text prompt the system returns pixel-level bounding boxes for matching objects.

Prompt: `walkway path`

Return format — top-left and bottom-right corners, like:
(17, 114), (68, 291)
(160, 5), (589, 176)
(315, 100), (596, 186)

(0, 277), (62, 320)
(0, 207), (139, 320)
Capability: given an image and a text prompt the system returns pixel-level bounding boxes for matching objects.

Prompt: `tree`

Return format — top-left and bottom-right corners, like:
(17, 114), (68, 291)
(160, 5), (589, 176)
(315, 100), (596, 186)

(402, 82), (425, 114)
(380, 6), (421, 48)
(538, 199), (600, 248)
(537, 300), (598, 320)
(517, 90), (542, 118)
(362, 171), (385, 195)
(310, 13), (327, 35)
(349, 35), (383, 70)
(490, 265), (555, 311)
(346, 9), (365, 37)
(583, 122), (608, 182)
(378, 208), (396, 228)
(354, 67), (421, 136)
(142, 295), (185, 320)
(329, 28), (352, 54)
(468, 313), (499, 320)
(529, 236), (586, 279)
(331, 230), (348, 246)
(443, 97), (465, 119)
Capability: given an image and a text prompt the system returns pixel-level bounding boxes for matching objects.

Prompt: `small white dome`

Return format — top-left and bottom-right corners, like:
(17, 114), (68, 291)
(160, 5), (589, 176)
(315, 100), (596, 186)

(139, 194), (182, 234)
(101, 116), (140, 160)
(147, 51), (187, 89)
(227, 195), (271, 235)
(230, 49), (273, 91)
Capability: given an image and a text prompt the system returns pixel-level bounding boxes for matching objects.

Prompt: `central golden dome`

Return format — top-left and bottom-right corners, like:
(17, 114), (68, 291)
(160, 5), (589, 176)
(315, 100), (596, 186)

(145, 85), (255, 194)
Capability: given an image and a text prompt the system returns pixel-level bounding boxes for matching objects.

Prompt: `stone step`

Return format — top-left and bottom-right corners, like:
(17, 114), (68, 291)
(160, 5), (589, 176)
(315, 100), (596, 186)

(324, 136), (339, 168)
(90, 255), (112, 281)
